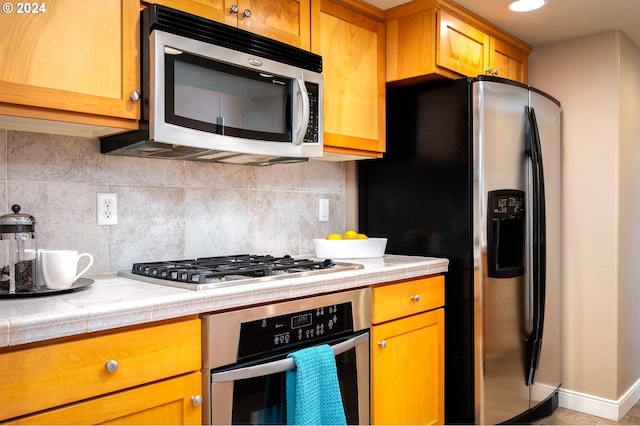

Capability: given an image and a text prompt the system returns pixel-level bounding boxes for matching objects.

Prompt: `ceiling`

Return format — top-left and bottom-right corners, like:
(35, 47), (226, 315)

(364, 0), (640, 47)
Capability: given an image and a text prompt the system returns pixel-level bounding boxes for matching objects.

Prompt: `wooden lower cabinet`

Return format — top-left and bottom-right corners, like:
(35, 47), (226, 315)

(371, 309), (444, 425)
(371, 276), (445, 425)
(10, 372), (202, 425)
(0, 317), (202, 424)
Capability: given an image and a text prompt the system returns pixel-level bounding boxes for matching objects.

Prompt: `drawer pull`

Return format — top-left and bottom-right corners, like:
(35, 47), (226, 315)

(377, 340), (387, 349)
(411, 294), (421, 302)
(191, 395), (203, 407)
(105, 359), (119, 373)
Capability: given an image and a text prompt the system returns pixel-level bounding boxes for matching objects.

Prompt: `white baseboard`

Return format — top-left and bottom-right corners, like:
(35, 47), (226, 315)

(558, 378), (640, 421)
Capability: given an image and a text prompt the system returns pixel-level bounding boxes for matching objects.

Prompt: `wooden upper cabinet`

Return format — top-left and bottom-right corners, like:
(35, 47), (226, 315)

(148, 0), (312, 50)
(437, 10), (489, 78)
(143, 0), (229, 22)
(488, 36), (528, 82)
(0, 0), (140, 135)
(386, 0), (531, 84)
(235, 0), (311, 49)
(316, 0), (386, 160)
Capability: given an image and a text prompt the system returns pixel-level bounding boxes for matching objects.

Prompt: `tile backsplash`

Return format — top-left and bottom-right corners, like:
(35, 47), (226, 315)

(0, 129), (347, 274)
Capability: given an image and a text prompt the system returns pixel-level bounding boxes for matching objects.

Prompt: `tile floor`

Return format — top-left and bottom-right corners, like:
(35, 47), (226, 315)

(536, 401), (640, 425)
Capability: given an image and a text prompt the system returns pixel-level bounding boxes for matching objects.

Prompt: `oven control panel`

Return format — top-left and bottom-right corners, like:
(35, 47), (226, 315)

(237, 302), (354, 361)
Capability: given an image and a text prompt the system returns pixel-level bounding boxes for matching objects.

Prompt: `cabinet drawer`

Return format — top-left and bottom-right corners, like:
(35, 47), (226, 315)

(0, 318), (201, 421)
(372, 275), (444, 324)
(9, 372), (202, 425)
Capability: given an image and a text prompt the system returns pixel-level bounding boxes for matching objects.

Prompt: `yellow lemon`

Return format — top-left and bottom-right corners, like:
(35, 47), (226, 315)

(343, 230), (358, 240)
(357, 233), (368, 239)
(326, 233), (342, 240)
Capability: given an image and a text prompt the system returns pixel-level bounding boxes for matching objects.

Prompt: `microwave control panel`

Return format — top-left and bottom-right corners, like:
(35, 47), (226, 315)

(303, 82), (320, 144)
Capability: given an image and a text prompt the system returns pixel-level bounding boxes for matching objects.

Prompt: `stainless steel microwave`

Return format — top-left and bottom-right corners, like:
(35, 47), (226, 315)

(101, 5), (323, 166)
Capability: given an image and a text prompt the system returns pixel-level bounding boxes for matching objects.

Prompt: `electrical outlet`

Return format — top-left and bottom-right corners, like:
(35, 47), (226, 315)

(97, 193), (118, 226)
(319, 198), (329, 222)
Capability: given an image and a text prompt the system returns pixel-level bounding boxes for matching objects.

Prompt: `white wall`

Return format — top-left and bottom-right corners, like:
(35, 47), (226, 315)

(617, 31), (640, 400)
(529, 30), (640, 418)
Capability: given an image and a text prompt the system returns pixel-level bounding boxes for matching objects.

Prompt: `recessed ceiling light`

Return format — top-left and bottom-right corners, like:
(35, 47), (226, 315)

(508, 0), (546, 12)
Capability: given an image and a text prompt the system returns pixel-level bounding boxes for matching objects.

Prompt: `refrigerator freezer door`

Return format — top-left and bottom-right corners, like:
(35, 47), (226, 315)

(528, 89), (562, 407)
(473, 80), (530, 425)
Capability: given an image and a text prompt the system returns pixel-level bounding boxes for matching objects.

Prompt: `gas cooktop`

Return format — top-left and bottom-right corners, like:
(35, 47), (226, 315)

(118, 254), (364, 291)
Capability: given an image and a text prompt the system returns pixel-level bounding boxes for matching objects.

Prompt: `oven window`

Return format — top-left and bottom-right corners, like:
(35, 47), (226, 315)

(228, 350), (360, 424)
(165, 51), (291, 142)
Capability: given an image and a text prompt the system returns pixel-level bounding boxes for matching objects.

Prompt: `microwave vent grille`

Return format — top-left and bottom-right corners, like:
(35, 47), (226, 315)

(145, 4), (322, 74)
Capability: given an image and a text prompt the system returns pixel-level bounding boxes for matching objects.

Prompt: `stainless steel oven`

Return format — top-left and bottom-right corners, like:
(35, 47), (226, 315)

(201, 287), (371, 425)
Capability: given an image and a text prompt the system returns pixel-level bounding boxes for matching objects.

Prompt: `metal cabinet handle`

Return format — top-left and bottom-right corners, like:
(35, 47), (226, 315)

(230, 5), (250, 18)
(377, 340), (387, 349)
(411, 294), (420, 302)
(485, 67), (499, 76)
(130, 91), (141, 102)
(191, 395), (203, 407)
(105, 359), (119, 373)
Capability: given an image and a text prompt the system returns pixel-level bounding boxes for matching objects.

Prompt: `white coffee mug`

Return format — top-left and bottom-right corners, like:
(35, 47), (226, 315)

(41, 250), (94, 290)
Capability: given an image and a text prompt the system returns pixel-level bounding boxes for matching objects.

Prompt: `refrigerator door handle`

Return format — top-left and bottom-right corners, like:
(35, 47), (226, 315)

(523, 106), (546, 386)
(530, 107), (547, 385)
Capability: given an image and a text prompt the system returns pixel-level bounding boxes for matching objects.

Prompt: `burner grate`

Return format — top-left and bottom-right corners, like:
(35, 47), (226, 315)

(131, 254), (337, 284)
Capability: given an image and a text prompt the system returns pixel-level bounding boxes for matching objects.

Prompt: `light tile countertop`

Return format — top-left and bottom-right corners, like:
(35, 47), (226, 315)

(0, 255), (448, 349)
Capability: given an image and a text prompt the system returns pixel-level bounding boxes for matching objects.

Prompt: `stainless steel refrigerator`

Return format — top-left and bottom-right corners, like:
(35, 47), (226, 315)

(358, 76), (562, 424)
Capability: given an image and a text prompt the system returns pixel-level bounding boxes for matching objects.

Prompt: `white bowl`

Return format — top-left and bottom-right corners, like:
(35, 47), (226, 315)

(312, 238), (387, 259)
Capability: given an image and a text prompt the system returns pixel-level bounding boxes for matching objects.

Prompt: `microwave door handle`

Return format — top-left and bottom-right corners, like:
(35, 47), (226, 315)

(292, 78), (310, 145)
(210, 332), (369, 383)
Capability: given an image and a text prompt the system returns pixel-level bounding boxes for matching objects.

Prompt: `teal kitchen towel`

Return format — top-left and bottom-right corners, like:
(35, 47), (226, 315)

(286, 344), (347, 425)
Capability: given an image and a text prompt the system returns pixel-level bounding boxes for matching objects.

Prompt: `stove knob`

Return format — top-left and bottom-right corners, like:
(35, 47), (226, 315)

(105, 359), (119, 373)
(191, 395), (203, 407)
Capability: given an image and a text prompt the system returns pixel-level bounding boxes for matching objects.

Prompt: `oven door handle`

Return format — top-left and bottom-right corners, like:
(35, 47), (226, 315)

(210, 332), (369, 383)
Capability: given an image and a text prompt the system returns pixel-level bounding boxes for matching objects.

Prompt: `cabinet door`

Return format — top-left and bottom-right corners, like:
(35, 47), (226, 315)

(147, 0), (311, 50)
(147, 0), (229, 23)
(0, 0), (140, 125)
(235, 0), (311, 49)
(10, 372), (202, 425)
(488, 37), (528, 83)
(436, 10), (489, 78)
(0, 318), (201, 420)
(319, 0), (385, 159)
(371, 309), (445, 425)
(372, 275), (445, 324)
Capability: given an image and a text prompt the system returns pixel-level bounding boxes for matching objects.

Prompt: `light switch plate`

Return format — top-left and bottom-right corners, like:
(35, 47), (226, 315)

(319, 198), (329, 222)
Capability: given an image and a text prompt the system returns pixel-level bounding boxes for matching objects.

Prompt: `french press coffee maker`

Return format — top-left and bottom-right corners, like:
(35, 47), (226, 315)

(0, 205), (38, 293)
